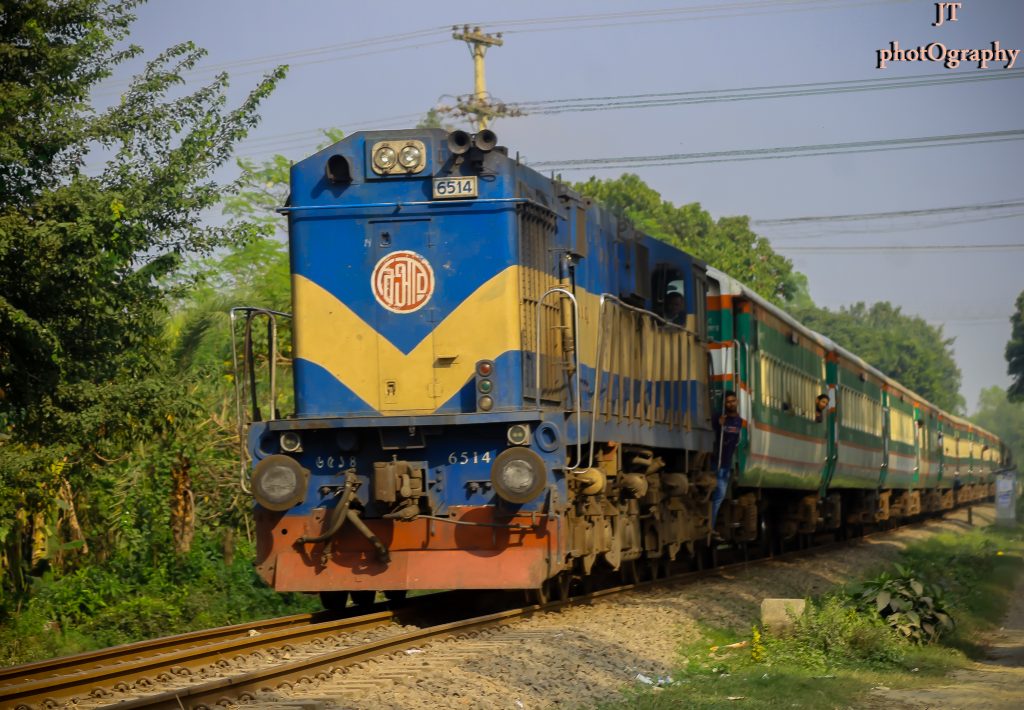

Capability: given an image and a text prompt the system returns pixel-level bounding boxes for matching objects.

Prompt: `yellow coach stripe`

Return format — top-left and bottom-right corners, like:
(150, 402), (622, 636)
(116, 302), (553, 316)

(293, 267), (522, 413)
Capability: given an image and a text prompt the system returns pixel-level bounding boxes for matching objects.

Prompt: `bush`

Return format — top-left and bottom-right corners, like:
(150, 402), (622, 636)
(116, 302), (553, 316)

(0, 532), (318, 666)
(80, 596), (184, 648)
(849, 565), (955, 644)
(760, 597), (905, 671)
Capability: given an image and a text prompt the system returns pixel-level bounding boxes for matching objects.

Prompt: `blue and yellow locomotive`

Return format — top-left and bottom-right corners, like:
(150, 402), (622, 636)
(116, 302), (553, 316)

(240, 128), (1006, 608)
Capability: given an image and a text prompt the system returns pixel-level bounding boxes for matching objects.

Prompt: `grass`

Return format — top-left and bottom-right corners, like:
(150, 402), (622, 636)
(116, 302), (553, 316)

(606, 520), (1024, 710)
(0, 536), (320, 667)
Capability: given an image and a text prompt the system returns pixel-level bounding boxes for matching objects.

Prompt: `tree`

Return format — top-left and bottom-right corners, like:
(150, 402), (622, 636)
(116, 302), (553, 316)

(416, 108), (454, 131)
(972, 386), (1024, 468)
(1006, 289), (1024, 402)
(0, 0), (284, 603)
(793, 302), (964, 413)
(573, 174), (805, 305)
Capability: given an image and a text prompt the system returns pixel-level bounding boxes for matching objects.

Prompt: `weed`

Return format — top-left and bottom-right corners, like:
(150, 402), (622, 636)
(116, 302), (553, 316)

(760, 597), (905, 672)
(849, 565), (955, 644)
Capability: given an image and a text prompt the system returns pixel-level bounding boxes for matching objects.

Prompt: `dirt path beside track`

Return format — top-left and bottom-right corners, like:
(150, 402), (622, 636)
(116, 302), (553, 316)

(863, 548), (1024, 710)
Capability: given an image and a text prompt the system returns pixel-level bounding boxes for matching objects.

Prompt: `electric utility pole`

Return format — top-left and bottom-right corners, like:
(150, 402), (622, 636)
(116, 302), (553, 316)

(449, 25), (517, 131)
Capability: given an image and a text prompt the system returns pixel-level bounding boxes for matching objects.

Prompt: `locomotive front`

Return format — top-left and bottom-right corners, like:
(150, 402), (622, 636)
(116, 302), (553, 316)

(246, 129), (571, 604)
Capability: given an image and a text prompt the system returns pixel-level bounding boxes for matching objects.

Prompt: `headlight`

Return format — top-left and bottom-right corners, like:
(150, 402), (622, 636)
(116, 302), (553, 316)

(370, 140), (426, 174)
(280, 431), (302, 452)
(252, 454), (310, 511)
(490, 448), (547, 504)
(398, 144), (422, 168)
(373, 145), (397, 170)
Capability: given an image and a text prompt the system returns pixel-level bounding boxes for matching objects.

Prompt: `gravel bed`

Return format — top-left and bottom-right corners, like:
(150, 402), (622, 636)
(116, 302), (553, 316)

(240, 506), (994, 710)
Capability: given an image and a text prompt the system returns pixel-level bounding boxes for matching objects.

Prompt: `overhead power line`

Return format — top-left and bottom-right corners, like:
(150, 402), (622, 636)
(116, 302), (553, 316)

(94, 27), (451, 94)
(235, 67), (1017, 159)
(481, 0), (904, 34)
(528, 128), (1024, 171)
(95, 0), (900, 98)
(755, 198), (1024, 240)
(767, 211), (1024, 239)
(754, 198), (1024, 226)
(775, 243), (1024, 253)
(93, 38), (453, 99)
(510, 68), (1024, 115)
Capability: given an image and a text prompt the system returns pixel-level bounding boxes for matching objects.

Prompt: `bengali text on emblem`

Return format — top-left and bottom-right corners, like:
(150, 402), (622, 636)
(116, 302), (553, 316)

(371, 250), (435, 313)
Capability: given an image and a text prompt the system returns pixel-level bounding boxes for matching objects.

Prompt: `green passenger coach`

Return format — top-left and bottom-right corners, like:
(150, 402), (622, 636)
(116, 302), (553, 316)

(705, 267), (997, 540)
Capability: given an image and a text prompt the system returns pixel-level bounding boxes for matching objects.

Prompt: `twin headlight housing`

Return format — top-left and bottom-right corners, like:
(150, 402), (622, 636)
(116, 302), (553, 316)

(370, 139), (426, 175)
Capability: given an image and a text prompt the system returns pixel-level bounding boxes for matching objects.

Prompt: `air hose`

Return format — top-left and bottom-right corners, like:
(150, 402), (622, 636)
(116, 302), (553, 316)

(296, 468), (356, 545)
(295, 468), (391, 563)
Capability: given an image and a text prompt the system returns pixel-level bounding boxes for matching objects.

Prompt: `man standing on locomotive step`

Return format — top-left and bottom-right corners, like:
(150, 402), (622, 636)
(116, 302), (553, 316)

(712, 391), (743, 530)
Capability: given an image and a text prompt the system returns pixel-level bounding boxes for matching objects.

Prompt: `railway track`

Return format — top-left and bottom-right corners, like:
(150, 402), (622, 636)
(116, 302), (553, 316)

(0, 605), (402, 709)
(0, 508), (987, 710)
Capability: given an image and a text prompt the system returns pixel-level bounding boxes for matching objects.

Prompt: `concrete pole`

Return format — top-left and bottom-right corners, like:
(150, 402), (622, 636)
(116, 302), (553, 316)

(452, 26), (503, 131)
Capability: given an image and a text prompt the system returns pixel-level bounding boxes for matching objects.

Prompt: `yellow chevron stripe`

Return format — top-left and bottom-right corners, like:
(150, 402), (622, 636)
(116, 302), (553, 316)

(293, 267), (522, 413)
(293, 266), (704, 416)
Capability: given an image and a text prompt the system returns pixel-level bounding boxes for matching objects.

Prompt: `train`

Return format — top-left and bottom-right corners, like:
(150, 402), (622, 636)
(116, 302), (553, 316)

(234, 128), (1010, 609)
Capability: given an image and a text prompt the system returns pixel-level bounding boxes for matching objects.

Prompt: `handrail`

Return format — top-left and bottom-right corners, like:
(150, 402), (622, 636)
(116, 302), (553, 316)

(535, 287), (583, 470)
(586, 294), (698, 469)
(229, 306), (293, 493)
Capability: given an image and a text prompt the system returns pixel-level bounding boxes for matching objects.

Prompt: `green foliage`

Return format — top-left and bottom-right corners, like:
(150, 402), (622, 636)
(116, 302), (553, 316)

(895, 528), (1021, 651)
(971, 386), (1024, 468)
(618, 526), (1023, 709)
(0, 0), (140, 203)
(0, 535), (318, 665)
(416, 108), (454, 131)
(223, 127), (344, 235)
(761, 597), (906, 670)
(849, 565), (955, 645)
(0, 0), (284, 608)
(1007, 289), (1024, 402)
(792, 301), (964, 413)
(573, 174), (806, 306)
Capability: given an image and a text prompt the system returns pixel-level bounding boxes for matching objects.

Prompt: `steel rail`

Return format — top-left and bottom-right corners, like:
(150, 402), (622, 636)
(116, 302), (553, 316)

(0, 611), (328, 686)
(0, 609), (396, 708)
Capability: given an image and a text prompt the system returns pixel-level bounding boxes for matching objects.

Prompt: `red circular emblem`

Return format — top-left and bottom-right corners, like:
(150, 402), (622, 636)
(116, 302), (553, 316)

(371, 250), (435, 314)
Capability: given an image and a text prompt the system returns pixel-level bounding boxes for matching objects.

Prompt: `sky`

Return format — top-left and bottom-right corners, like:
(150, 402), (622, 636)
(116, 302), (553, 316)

(98, 0), (1024, 413)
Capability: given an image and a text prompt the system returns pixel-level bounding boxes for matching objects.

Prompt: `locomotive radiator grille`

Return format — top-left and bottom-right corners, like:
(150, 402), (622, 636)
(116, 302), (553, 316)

(595, 298), (706, 430)
(518, 203), (563, 404)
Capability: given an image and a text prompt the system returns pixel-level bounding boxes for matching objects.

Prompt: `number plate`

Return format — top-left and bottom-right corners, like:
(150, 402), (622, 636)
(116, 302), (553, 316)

(432, 176), (478, 200)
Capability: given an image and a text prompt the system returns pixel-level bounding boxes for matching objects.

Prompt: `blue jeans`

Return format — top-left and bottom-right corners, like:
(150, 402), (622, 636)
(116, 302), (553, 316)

(711, 466), (731, 527)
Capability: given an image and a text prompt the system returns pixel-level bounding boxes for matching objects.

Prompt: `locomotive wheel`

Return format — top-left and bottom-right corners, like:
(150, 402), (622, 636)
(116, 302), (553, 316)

(555, 572), (572, 602)
(620, 559), (640, 586)
(350, 590), (377, 607)
(525, 582), (550, 606)
(383, 590), (408, 603)
(574, 572), (596, 596)
(319, 591), (350, 611)
(644, 556), (663, 581)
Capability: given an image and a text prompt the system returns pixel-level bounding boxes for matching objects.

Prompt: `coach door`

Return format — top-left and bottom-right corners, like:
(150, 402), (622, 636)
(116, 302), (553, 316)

(917, 415), (925, 487)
